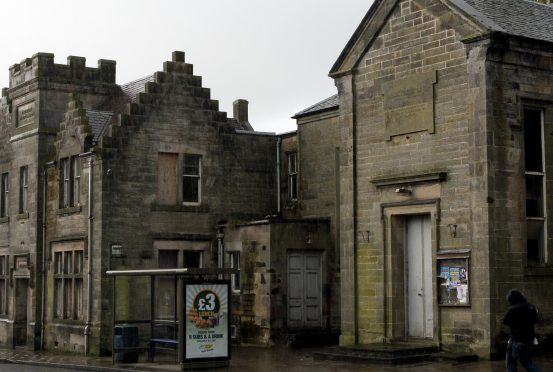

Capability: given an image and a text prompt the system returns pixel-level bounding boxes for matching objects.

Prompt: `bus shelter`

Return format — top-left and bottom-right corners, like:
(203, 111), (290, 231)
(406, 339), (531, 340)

(106, 268), (236, 370)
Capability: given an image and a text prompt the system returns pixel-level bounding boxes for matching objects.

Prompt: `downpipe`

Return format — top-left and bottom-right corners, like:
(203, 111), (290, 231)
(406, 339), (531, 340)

(81, 153), (94, 355)
(41, 161), (56, 350)
(276, 137), (281, 214)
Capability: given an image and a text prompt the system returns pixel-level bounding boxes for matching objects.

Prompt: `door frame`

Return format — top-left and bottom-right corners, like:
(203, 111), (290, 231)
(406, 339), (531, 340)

(382, 200), (439, 342)
(404, 214), (433, 339)
(14, 277), (29, 347)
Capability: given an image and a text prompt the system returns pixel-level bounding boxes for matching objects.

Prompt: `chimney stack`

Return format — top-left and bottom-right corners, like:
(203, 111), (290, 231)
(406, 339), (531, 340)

(233, 99), (248, 123)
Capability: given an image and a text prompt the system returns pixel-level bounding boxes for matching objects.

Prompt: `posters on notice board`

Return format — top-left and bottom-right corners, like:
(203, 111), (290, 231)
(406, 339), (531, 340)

(438, 258), (469, 306)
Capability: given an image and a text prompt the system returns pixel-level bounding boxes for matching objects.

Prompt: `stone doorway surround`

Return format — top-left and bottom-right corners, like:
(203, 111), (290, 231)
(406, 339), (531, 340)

(381, 200), (439, 343)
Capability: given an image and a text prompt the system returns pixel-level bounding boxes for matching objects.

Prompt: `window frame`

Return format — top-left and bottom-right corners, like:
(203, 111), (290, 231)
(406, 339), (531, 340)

(59, 156), (81, 209)
(288, 152), (298, 200)
(156, 248), (203, 320)
(72, 157), (81, 206)
(53, 247), (84, 320)
(0, 173), (8, 218)
(523, 106), (548, 264)
(19, 166), (28, 214)
(0, 255), (8, 315)
(181, 154), (202, 205)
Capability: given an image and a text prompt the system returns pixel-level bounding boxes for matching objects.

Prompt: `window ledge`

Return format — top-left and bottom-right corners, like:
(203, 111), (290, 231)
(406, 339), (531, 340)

(57, 205), (82, 216)
(371, 170), (447, 187)
(151, 203), (210, 213)
(16, 213), (29, 220)
(524, 266), (553, 277)
(51, 319), (86, 326)
(0, 217), (8, 224)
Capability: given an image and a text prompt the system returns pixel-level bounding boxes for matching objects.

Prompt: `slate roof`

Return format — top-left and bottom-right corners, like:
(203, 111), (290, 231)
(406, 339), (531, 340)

(452, 0), (553, 43)
(120, 75), (154, 103)
(86, 109), (114, 142)
(293, 94), (339, 119)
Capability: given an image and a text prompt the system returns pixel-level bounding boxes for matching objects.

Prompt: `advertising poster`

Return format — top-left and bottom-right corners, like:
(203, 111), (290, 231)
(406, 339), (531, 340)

(185, 282), (230, 360)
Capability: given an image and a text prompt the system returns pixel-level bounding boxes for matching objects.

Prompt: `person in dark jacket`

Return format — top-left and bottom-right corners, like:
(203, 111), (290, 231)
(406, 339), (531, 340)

(503, 289), (540, 372)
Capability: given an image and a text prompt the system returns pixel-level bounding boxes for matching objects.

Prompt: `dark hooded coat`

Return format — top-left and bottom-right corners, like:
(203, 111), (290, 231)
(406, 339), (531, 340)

(503, 289), (539, 343)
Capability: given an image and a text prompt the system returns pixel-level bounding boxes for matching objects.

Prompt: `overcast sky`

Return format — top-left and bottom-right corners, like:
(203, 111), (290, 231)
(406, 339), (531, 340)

(1, 1), (373, 133)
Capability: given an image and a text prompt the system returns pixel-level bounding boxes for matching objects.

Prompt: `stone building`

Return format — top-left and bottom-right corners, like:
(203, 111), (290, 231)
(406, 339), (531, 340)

(297, 0), (553, 358)
(0, 50), (339, 354)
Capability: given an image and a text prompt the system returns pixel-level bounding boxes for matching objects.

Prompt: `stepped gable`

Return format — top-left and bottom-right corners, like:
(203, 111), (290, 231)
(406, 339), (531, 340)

(8, 53), (116, 89)
(54, 94), (95, 157)
(97, 51), (234, 159)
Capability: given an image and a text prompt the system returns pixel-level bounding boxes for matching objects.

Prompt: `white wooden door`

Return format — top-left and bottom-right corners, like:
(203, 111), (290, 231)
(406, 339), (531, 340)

(405, 215), (433, 338)
(288, 252), (322, 328)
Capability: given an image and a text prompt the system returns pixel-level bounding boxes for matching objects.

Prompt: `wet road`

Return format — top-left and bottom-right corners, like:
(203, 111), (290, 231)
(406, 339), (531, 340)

(229, 347), (553, 372)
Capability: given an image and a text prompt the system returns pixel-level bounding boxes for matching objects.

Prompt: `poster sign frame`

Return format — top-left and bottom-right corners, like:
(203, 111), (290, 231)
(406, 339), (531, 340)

(183, 280), (231, 363)
(437, 256), (470, 306)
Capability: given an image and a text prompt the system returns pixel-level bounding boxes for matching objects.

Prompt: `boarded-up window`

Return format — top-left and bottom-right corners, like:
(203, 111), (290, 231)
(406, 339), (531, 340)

(158, 153), (178, 205)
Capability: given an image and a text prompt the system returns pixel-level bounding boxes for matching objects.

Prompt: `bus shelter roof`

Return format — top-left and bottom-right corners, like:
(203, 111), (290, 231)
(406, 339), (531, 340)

(105, 268), (237, 277)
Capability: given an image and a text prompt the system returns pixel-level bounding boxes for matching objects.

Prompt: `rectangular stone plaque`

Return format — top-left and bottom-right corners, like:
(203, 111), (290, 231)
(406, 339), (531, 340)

(382, 71), (436, 140)
(16, 102), (35, 127)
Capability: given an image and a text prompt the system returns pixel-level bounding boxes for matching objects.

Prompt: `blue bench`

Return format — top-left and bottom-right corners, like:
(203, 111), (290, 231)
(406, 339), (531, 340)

(148, 338), (178, 362)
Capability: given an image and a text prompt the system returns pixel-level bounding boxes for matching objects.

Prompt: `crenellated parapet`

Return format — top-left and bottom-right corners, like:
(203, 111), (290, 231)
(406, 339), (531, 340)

(9, 53), (116, 89)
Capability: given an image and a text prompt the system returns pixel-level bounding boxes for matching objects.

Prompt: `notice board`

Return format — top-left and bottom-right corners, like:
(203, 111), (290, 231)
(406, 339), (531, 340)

(437, 257), (470, 306)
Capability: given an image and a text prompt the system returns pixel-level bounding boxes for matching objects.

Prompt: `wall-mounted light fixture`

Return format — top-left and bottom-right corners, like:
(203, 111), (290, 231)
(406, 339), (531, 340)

(448, 224), (458, 238)
(305, 235), (312, 245)
(360, 230), (370, 242)
(395, 187), (412, 196)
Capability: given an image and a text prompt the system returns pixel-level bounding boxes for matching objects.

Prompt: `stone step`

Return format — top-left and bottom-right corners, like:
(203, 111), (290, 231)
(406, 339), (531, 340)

(313, 347), (433, 365)
(313, 344), (478, 365)
(287, 332), (340, 349)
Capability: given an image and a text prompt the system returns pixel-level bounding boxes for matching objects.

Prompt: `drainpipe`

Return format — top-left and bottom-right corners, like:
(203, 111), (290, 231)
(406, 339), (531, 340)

(216, 226), (224, 280)
(80, 152), (94, 355)
(350, 73), (359, 345)
(41, 161), (56, 350)
(276, 137), (281, 214)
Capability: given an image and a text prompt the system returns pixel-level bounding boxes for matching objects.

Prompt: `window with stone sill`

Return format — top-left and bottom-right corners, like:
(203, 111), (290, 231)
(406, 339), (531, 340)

(54, 249), (84, 320)
(156, 248), (202, 320)
(0, 256), (8, 315)
(0, 173), (8, 218)
(157, 153), (202, 206)
(59, 156), (81, 209)
(19, 166), (28, 214)
(524, 107), (548, 264)
(288, 152), (298, 201)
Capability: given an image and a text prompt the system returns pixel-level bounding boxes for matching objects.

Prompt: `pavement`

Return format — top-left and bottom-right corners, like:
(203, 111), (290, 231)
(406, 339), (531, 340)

(0, 346), (552, 372)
